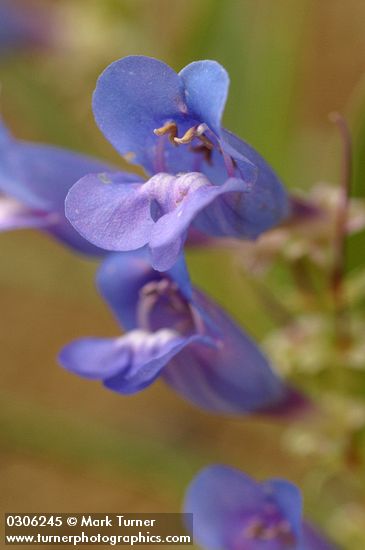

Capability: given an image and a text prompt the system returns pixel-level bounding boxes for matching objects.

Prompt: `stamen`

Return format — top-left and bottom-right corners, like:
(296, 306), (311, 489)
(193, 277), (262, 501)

(137, 279), (195, 334)
(174, 125), (198, 145)
(244, 518), (295, 545)
(329, 112), (352, 318)
(221, 148), (236, 177)
(153, 121), (178, 145)
(195, 123), (209, 135)
(139, 279), (189, 313)
(173, 123), (214, 147)
(140, 279), (171, 297)
(154, 120), (231, 170)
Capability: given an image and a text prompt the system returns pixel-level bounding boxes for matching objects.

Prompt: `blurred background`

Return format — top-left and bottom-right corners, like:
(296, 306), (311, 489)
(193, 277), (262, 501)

(1, 1), (365, 548)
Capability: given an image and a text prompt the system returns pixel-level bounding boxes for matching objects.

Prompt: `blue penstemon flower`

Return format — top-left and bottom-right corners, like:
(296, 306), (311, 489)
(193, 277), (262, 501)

(65, 56), (290, 271)
(59, 251), (307, 415)
(184, 466), (339, 550)
(0, 121), (139, 255)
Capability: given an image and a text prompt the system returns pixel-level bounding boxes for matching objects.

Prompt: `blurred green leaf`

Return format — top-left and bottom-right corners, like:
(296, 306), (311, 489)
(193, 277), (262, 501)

(343, 74), (365, 270)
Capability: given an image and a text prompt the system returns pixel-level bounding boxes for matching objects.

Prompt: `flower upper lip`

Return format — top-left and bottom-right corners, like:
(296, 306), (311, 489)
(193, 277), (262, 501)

(92, 55), (259, 183)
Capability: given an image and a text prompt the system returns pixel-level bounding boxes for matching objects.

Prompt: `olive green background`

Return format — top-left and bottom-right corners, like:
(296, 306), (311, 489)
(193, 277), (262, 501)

(1, 1), (365, 548)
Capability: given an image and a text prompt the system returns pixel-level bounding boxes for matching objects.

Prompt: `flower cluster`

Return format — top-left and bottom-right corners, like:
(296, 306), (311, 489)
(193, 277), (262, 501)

(1, 55), (340, 549)
(59, 56), (309, 417)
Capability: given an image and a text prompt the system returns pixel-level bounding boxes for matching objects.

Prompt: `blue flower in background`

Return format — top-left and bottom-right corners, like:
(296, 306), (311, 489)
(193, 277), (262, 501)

(65, 56), (289, 271)
(0, 121), (139, 255)
(184, 466), (339, 550)
(59, 250), (307, 416)
(0, 0), (53, 54)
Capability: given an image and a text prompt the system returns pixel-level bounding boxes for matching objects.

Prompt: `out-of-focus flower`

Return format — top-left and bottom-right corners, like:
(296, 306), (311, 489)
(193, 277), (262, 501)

(264, 316), (332, 377)
(65, 56), (289, 271)
(233, 183), (365, 274)
(0, 121), (139, 255)
(284, 393), (365, 463)
(59, 250), (306, 416)
(184, 466), (339, 549)
(0, 0), (54, 54)
(265, 313), (365, 376)
(329, 503), (365, 548)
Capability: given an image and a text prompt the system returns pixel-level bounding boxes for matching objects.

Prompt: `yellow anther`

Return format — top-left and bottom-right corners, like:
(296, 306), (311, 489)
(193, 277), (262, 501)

(174, 125), (198, 145)
(153, 121), (178, 144)
(174, 123), (215, 150)
(154, 120), (217, 164)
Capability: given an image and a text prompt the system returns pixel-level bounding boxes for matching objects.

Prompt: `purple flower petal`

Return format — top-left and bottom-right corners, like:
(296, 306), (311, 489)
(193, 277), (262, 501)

(195, 131), (290, 239)
(92, 55), (190, 174)
(265, 479), (303, 540)
(0, 139), (113, 211)
(0, 196), (57, 231)
(97, 250), (192, 330)
(66, 169), (255, 271)
(149, 175), (249, 271)
(92, 55), (258, 182)
(179, 60), (229, 137)
(59, 336), (130, 380)
(97, 250), (161, 331)
(65, 171), (150, 252)
(210, 129), (290, 234)
(259, 387), (312, 418)
(166, 253), (192, 301)
(0, 129), (121, 254)
(162, 289), (289, 415)
(185, 466), (263, 550)
(59, 329), (207, 394)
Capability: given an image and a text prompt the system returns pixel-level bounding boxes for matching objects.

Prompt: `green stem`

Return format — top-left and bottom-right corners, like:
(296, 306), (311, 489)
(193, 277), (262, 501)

(329, 112), (353, 349)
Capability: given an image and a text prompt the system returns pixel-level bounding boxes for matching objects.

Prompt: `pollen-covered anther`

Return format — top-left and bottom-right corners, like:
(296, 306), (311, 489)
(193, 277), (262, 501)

(153, 121), (178, 145)
(140, 279), (174, 298)
(173, 125), (198, 145)
(173, 123), (212, 146)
